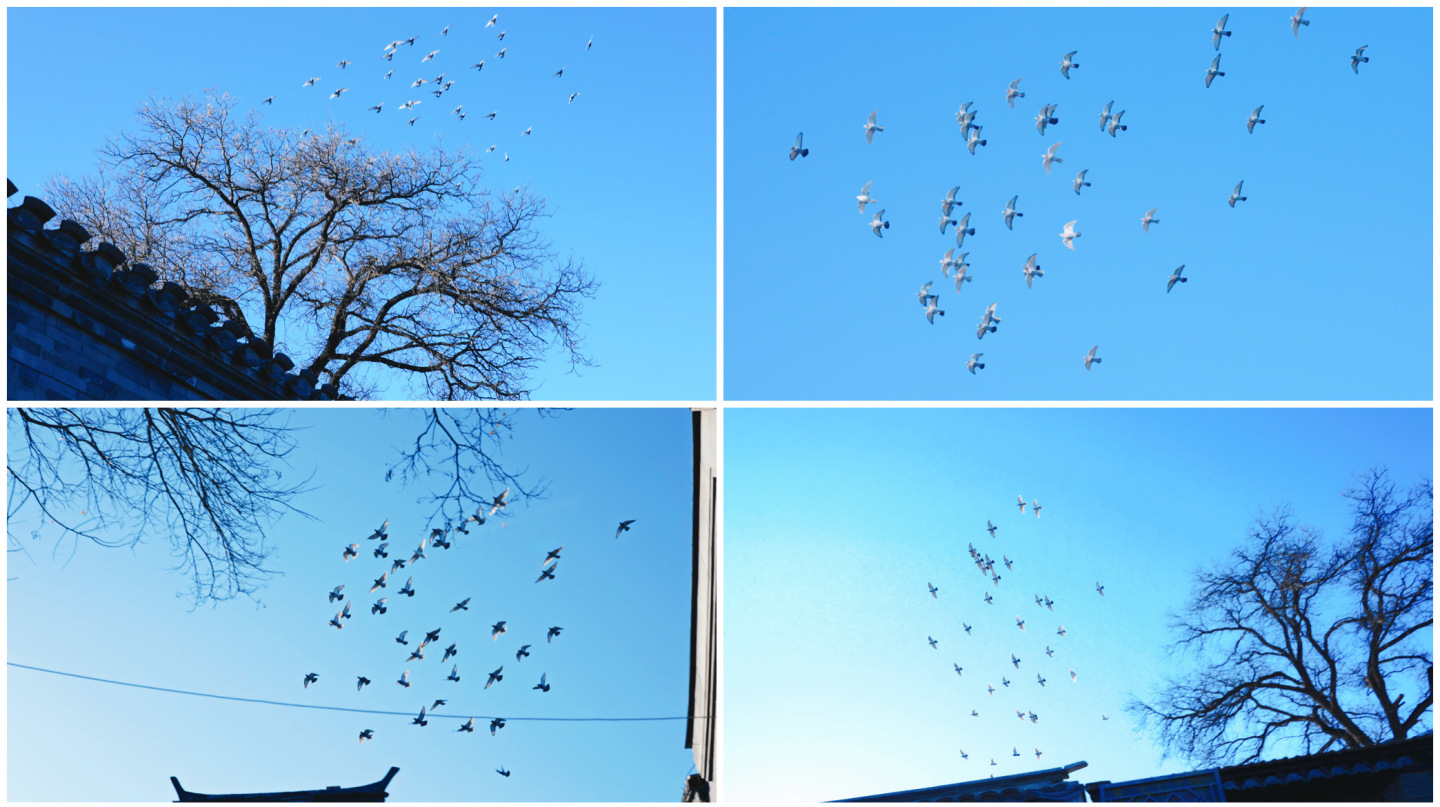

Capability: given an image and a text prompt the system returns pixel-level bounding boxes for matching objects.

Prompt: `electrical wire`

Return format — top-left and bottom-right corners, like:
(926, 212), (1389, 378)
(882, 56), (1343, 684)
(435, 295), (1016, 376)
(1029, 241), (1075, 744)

(9, 662), (696, 722)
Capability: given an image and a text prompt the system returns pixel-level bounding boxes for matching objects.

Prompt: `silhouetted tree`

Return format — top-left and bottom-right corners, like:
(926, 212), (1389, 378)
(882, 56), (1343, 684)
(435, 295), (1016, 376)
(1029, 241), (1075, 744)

(1130, 469), (1433, 764)
(45, 89), (597, 399)
(6, 408), (311, 603)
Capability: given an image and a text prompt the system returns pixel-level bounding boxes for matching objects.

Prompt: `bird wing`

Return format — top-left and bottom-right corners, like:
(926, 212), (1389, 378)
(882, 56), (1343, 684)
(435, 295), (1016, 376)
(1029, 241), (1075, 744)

(1009, 79), (1021, 90)
(867, 111), (877, 126)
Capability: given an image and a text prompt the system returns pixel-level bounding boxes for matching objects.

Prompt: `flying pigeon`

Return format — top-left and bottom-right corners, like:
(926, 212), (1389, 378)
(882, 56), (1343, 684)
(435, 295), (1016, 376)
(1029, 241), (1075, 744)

(399, 577), (415, 597)
(616, 519), (636, 538)
(1035, 103), (1059, 135)
(1246, 106), (1266, 133)
(984, 592), (994, 605)
(1046, 645), (1055, 657)
(966, 354), (985, 375)
(1084, 347), (1102, 371)
(1205, 54), (1225, 88)
(1107, 110), (1127, 137)
(976, 303), (1001, 340)
(522, 127), (532, 136)
(497, 31), (507, 40)
(1022, 253), (1044, 288)
(939, 210), (959, 234)
(374, 543), (388, 558)
(1073, 169), (1091, 195)
(863, 110), (884, 144)
(1351, 46), (1369, 74)
(1014, 748), (1021, 757)
(923, 296), (945, 324)
(330, 88), (350, 100)
(497, 768), (510, 778)
(337, 60), (351, 69)
(472, 60), (486, 71)
(407, 646), (425, 662)
(517, 644), (532, 661)
(1004, 556), (1013, 570)
(1057, 625), (1068, 637)
(443, 643), (458, 662)
(412, 706), (428, 727)
(1006, 78), (1025, 109)
(870, 209), (890, 238)
(303, 77), (320, 87)
(1037, 673), (1048, 687)
(963, 622), (972, 635)
(1070, 669), (1079, 682)
(1035, 748), (1044, 760)
(425, 628), (442, 644)
(1212, 14), (1232, 49)
(547, 626), (563, 642)
(390, 558), (407, 574)
(928, 636), (938, 649)
(1291, 7), (1310, 37)
(487, 14), (497, 26)
(447, 664), (461, 682)
(423, 49), (440, 63)
(1016, 617), (1026, 632)
(1099, 100), (1113, 132)
(491, 718), (506, 735)
(534, 673), (551, 692)
(1033, 500), (1042, 518)
(366, 520), (389, 541)
(966, 130), (988, 154)
(372, 598), (387, 615)
(1003, 196), (1023, 230)
(485, 667), (504, 689)
(342, 544), (359, 561)
(397, 670), (411, 688)
(359, 729), (374, 743)
(1096, 582), (1106, 595)
(329, 611), (344, 629)
(1167, 266), (1188, 293)
(954, 664), (964, 677)
(927, 582), (939, 599)
(988, 683), (996, 695)
(1142, 208), (1159, 233)
(497, 47), (508, 58)
(1043, 142), (1063, 175)
(357, 676), (371, 691)
(536, 565), (557, 583)
(1060, 51), (1080, 79)
(431, 699), (448, 712)
(939, 187), (963, 220)
(261, 96), (274, 106)
(987, 520), (997, 538)
(329, 585), (345, 603)
(790, 133), (809, 160)
(1228, 181), (1248, 207)
(950, 258), (973, 291)
(1059, 220), (1082, 250)
(451, 598), (471, 613)
(1044, 596), (1055, 610)
(552, 68), (564, 78)
(458, 716), (475, 733)
(492, 621), (508, 640)
(857, 181), (878, 212)
(396, 630), (408, 645)
(303, 672), (318, 688)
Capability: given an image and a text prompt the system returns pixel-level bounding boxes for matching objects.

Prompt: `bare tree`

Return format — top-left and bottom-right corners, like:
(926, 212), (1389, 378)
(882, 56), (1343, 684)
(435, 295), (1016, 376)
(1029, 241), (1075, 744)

(384, 408), (554, 528)
(1130, 469), (1433, 765)
(44, 89), (597, 400)
(6, 408), (312, 604)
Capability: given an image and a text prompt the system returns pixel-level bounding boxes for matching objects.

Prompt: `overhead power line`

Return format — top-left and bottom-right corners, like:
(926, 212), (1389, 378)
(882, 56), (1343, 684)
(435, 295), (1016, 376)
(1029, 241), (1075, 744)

(9, 662), (695, 722)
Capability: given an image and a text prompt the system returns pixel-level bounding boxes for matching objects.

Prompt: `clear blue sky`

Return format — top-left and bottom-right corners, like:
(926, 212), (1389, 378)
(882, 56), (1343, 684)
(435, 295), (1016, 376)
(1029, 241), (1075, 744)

(7, 7), (716, 401)
(7, 408), (697, 801)
(724, 8), (1432, 401)
(724, 407), (1433, 801)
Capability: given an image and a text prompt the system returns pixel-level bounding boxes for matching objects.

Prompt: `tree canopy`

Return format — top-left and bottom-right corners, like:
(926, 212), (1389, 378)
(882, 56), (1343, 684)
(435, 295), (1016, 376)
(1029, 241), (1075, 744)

(45, 90), (597, 399)
(1130, 469), (1433, 765)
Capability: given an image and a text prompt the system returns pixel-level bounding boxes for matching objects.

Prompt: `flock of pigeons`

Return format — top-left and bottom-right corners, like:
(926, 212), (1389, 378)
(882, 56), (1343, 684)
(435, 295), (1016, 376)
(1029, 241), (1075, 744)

(304, 487), (637, 781)
(922, 496), (1108, 771)
(259, 13), (593, 165)
(789, 9), (1370, 378)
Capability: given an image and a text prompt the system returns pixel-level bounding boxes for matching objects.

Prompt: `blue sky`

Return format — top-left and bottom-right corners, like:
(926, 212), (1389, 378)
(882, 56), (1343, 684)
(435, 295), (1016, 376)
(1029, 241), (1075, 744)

(7, 7), (716, 401)
(724, 7), (1432, 401)
(7, 408), (697, 801)
(724, 407), (1433, 801)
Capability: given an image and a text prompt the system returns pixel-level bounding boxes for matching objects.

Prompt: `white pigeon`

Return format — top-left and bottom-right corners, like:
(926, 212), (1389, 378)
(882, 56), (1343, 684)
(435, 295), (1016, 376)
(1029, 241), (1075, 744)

(856, 181), (877, 212)
(1247, 106), (1266, 133)
(790, 132), (809, 160)
(1060, 51), (1080, 79)
(1291, 7), (1310, 37)
(966, 129), (987, 154)
(397, 670), (411, 688)
(1006, 78), (1025, 109)
(1141, 208), (1159, 233)
(330, 88), (349, 99)
(1003, 196), (1022, 230)
(1073, 169), (1091, 195)
(966, 354), (985, 374)
(940, 249), (965, 278)
(939, 211), (958, 234)
(1107, 110), (1126, 137)
(303, 77), (320, 87)
(1205, 54), (1225, 88)
(1059, 220), (1081, 250)
(1084, 346), (1102, 370)
(423, 49), (440, 63)
(1042, 142), (1063, 175)
(1017, 495), (1027, 514)
(863, 110), (884, 144)
(1033, 500), (1042, 518)
(489, 488), (510, 515)
(1034, 103), (1059, 135)
(923, 296), (945, 324)
(1022, 253), (1044, 288)
(1212, 14), (1232, 49)
(953, 213), (974, 249)
(870, 209), (889, 238)
(1351, 46), (1369, 74)
(917, 282), (938, 307)
(487, 14), (498, 27)
(976, 303), (1000, 340)
(940, 186), (962, 218)
(1228, 181), (1247, 207)
(951, 262), (973, 293)
(1167, 265), (1188, 293)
